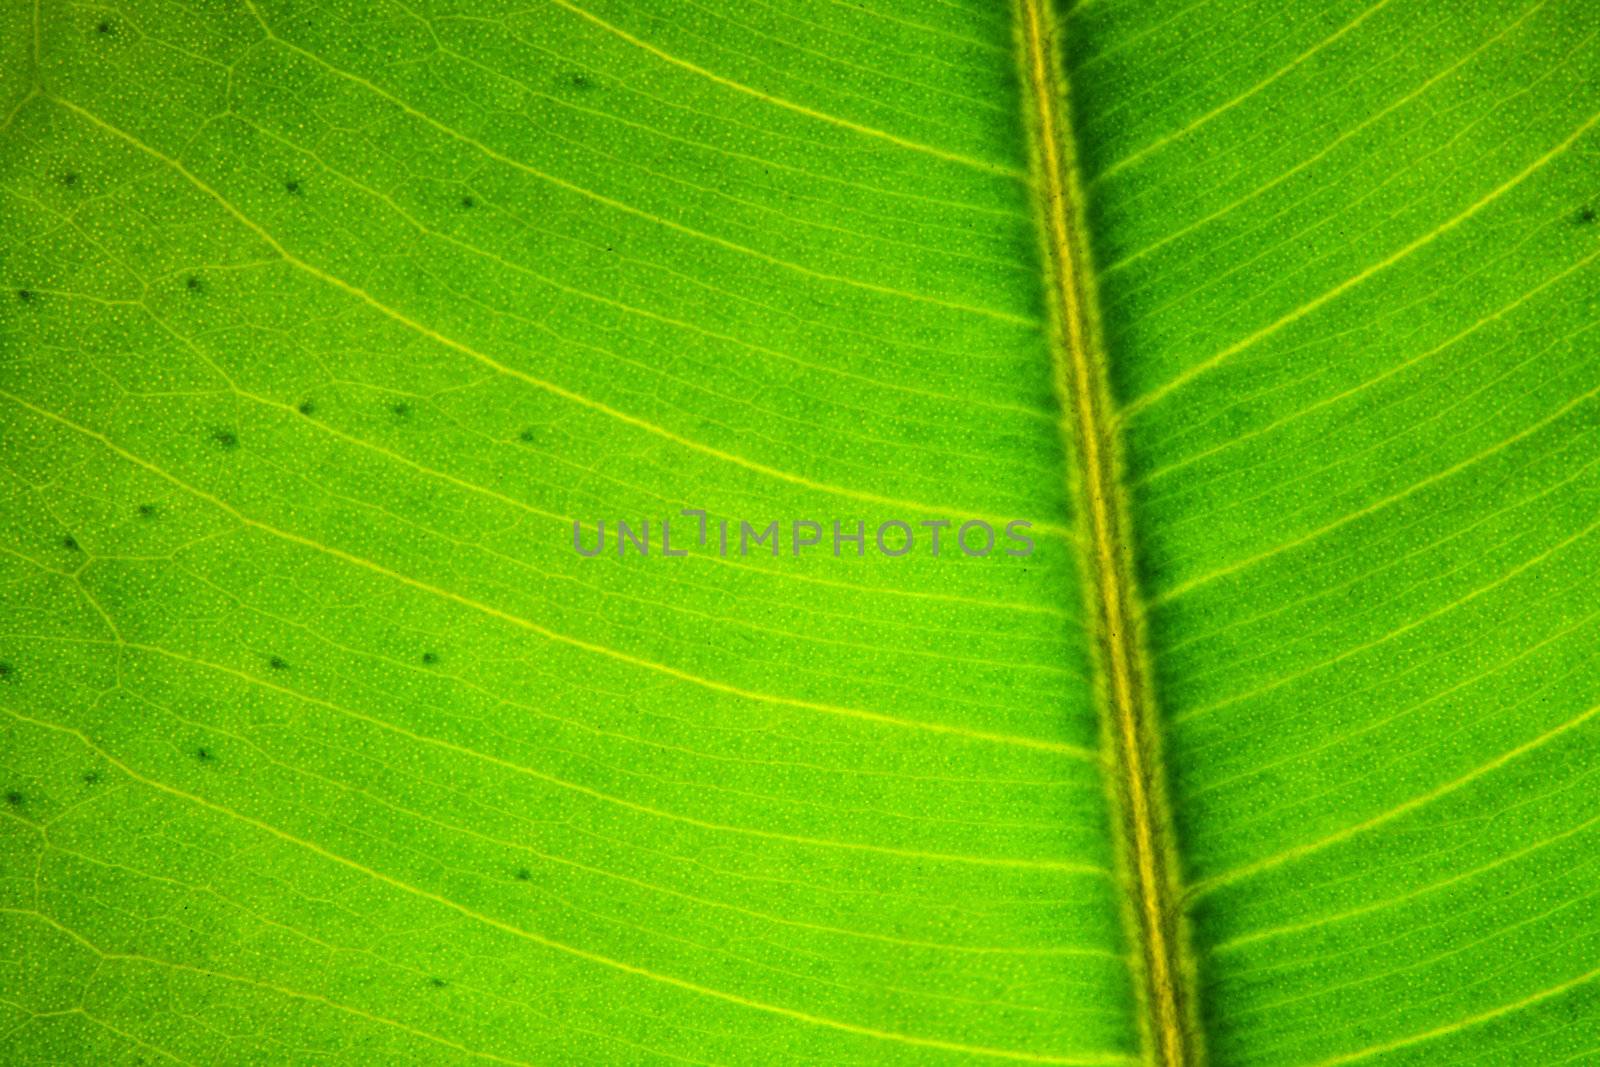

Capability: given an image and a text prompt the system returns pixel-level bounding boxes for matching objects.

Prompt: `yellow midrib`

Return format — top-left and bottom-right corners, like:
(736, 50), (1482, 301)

(1014, 2), (1199, 1064)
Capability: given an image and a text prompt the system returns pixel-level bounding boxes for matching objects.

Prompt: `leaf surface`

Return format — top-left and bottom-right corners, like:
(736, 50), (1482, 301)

(1, 1), (1597, 1065)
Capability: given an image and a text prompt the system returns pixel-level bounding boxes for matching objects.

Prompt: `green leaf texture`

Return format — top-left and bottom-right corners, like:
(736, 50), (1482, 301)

(1, 1), (1597, 1064)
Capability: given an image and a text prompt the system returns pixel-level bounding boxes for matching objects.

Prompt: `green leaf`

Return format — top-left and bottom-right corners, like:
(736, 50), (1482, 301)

(2, 1), (1597, 1064)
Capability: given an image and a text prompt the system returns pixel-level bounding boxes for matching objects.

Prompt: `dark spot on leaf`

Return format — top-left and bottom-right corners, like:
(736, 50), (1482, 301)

(514, 868), (531, 881)
(96, 20), (112, 35)
(17, 289), (32, 302)
(186, 276), (203, 291)
(518, 429), (535, 443)
(297, 399), (316, 416)
(61, 172), (78, 187)
(138, 503), (157, 518)
(0, 663), (11, 678)
(460, 196), (475, 209)
(391, 402), (410, 418)
(211, 428), (239, 450)
(570, 73), (592, 90)
(1581, 207), (1597, 225)
(429, 977), (447, 988)
(422, 651), (438, 665)
(285, 179), (301, 195)
(83, 772), (100, 785)
(4, 791), (21, 806)
(269, 656), (288, 671)
(63, 536), (79, 552)
(195, 748), (211, 762)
